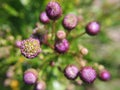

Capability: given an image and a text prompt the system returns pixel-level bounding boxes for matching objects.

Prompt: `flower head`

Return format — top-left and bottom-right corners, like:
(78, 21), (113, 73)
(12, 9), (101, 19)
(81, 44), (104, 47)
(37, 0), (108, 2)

(24, 69), (38, 84)
(20, 38), (41, 59)
(63, 14), (78, 30)
(54, 39), (69, 53)
(79, 66), (97, 83)
(86, 21), (100, 36)
(64, 65), (79, 80)
(46, 1), (62, 20)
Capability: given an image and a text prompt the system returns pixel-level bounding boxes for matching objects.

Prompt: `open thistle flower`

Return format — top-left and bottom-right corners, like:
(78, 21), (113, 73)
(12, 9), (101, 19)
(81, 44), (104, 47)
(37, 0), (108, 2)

(20, 38), (41, 59)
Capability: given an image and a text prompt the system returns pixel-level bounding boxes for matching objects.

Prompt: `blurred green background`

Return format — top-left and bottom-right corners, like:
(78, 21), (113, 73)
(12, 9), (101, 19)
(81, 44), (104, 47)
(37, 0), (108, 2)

(0, 0), (120, 90)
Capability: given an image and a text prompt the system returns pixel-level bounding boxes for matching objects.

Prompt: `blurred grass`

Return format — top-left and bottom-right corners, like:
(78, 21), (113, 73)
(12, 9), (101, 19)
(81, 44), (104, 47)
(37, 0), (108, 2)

(0, 0), (120, 90)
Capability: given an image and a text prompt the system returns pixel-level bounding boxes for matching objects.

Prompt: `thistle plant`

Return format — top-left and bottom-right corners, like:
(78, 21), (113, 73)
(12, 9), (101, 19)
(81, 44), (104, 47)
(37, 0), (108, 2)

(15, 1), (111, 89)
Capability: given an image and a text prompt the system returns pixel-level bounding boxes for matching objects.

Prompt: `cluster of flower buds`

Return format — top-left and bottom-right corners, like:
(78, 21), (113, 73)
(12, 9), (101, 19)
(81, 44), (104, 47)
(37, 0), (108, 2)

(16, 1), (111, 89)
(16, 1), (101, 58)
(62, 45), (111, 84)
(63, 52), (110, 84)
(23, 68), (46, 90)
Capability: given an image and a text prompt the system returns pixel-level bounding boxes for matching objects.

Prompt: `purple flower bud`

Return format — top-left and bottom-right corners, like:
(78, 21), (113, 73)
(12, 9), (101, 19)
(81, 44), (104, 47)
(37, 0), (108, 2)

(24, 69), (38, 85)
(56, 30), (66, 40)
(79, 66), (97, 83)
(62, 14), (78, 30)
(99, 69), (111, 81)
(15, 41), (21, 48)
(39, 11), (50, 24)
(54, 39), (69, 53)
(34, 81), (46, 90)
(46, 1), (62, 20)
(20, 38), (41, 59)
(64, 65), (79, 80)
(85, 21), (100, 36)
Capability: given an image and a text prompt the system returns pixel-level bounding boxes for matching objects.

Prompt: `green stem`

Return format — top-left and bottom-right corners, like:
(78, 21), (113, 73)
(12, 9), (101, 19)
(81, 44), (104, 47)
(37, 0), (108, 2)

(39, 55), (59, 77)
(69, 31), (86, 43)
(73, 32), (86, 38)
(66, 30), (70, 38)
(52, 21), (56, 41)
(73, 31), (86, 39)
(45, 42), (54, 50)
(38, 70), (43, 80)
